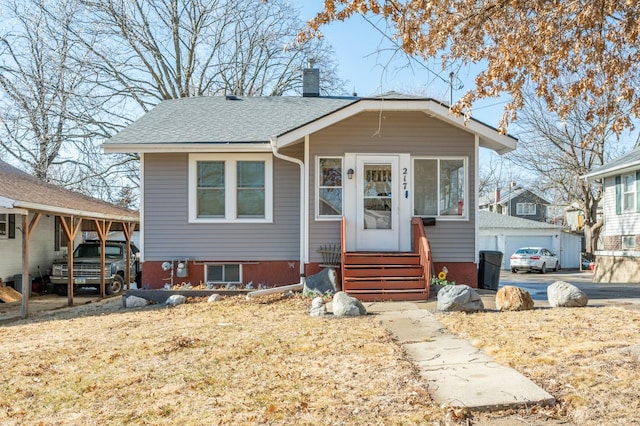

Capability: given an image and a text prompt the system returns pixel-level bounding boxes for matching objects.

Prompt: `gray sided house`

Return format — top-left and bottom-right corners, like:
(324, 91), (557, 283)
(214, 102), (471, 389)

(479, 187), (550, 223)
(104, 85), (516, 299)
(584, 146), (640, 283)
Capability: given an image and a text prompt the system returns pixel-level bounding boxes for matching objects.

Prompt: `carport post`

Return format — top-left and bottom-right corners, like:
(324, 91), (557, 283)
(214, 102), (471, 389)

(20, 211), (42, 319)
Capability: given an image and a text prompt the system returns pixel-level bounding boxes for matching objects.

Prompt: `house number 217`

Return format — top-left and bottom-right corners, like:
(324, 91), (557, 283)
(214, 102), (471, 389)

(402, 167), (409, 198)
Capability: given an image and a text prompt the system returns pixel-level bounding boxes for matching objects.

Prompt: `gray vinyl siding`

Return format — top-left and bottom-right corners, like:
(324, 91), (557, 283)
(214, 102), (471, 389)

(143, 152), (300, 261)
(308, 111), (476, 263)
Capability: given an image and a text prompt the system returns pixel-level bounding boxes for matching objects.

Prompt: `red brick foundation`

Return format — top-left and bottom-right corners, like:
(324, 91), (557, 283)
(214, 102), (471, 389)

(140, 260), (301, 289)
(432, 262), (478, 288)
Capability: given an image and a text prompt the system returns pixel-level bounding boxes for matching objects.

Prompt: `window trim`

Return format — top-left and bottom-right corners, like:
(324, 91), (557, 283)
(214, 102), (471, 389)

(188, 153), (273, 223)
(0, 213), (7, 239)
(205, 263), (242, 284)
(622, 235), (636, 251)
(516, 202), (537, 216)
(622, 172), (636, 213)
(411, 156), (469, 221)
(315, 156), (344, 221)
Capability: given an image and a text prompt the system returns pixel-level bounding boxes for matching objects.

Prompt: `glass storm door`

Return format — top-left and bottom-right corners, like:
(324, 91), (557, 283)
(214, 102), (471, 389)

(355, 155), (400, 251)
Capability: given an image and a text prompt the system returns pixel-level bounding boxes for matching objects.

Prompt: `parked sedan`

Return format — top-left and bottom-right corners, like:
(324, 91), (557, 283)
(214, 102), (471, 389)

(509, 247), (560, 274)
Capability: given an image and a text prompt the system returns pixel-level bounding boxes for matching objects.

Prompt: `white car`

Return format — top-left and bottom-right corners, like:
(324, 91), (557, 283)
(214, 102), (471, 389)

(509, 247), (560, 274)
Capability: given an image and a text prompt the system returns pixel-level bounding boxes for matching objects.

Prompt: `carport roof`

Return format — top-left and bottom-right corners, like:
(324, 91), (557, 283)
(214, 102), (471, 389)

(0, 160), (138, 222)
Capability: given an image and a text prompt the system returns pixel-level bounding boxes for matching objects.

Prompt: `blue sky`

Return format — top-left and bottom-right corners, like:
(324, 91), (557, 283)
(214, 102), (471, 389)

(295, 1), (510, 129)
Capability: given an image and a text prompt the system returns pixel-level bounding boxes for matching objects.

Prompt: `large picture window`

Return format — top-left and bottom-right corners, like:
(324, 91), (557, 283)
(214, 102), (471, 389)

(317, 157), (343, 218)
(189, 154), (272, 223)
(413, 158), (467, 218)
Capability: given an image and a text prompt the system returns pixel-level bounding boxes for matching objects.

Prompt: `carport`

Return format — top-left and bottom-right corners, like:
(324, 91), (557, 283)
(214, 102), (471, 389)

(0, 161), (138, 318)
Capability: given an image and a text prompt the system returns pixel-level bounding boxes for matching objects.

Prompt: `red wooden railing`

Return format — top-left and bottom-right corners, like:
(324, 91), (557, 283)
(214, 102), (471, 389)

(411, 217), (431, 298)
(340, 217), (346, 291)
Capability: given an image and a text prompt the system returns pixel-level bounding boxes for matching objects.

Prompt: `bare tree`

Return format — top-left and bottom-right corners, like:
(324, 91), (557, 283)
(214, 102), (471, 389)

(508, 94), (638, 253)
(308, 1), (640, 138)
(76, 0), (345, 113)
(0, 0), (345, 206)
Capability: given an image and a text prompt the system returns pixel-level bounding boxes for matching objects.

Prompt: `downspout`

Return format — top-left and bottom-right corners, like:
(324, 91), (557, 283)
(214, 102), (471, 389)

(246, 137), (306, 298)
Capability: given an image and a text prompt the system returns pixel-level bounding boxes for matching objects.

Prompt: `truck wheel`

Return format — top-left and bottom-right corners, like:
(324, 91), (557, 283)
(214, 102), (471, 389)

(106, 275), (124, 295)
(54, 284), (68, 296)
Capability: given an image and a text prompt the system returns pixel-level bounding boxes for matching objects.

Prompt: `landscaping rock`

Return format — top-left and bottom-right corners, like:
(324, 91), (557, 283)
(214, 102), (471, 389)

(332, 291), (367, 316)
(437, 285), (484, 312)
(496, 286), (534, 311)
(547, 281), (588, 307)
(165, 294), (187, 306)
(309, 297), (327, 317)
(125, 295), (149, 308)
(304, 268), (337, 296)
(207, 294), (222, 303)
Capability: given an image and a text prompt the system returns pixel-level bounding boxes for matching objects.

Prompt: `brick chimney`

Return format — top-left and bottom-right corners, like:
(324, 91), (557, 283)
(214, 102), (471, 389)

(303, 59), (320, 97)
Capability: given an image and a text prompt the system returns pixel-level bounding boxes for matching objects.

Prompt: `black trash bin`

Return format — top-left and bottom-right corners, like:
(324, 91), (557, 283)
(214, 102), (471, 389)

(478, 251), (503, 290)
(13, 274), (33, 297)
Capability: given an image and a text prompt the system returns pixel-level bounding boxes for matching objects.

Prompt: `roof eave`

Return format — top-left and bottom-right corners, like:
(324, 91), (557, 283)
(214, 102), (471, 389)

(582, 162), (640, 180)
(12, 200), (138, 222)
(102, 142), (272, 154)
(275, 99), (517, 153)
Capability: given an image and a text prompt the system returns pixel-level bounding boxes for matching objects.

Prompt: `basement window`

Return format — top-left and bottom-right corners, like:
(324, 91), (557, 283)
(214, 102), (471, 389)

(622, 236), (636, 251)
(205, 264), (242, 284)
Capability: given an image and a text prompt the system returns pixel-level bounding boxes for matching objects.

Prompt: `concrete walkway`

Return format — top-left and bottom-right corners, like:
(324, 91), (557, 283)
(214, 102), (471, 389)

(365, 301), (555, 411)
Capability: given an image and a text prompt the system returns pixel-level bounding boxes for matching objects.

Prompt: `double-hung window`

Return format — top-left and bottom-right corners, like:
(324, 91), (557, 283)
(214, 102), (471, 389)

(317, 157), (343, 218)
(413, 157), (467, 218)
(516, 203), (536, 215)
(622, 173), (636, 213)
(189, 154), (272, 223)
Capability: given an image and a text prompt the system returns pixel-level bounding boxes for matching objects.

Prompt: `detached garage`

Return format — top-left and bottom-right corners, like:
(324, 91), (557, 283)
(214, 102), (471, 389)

(479, 211), (581, 270)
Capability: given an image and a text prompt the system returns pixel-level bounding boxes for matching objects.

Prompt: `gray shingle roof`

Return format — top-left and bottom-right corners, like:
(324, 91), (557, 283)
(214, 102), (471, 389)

(106, 96), (359, 145)
(0, 160), (138, 220)
(479, 188), (550, 206)
(583, 145), (640, 179)
(479, 210), (559, 229)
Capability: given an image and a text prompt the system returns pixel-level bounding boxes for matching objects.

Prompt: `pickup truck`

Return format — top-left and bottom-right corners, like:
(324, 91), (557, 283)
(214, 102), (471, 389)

(50, 240), (141, 296)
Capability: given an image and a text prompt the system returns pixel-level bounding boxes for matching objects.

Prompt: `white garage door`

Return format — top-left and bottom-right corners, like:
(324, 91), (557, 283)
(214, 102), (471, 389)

(503, 236), (554, 270)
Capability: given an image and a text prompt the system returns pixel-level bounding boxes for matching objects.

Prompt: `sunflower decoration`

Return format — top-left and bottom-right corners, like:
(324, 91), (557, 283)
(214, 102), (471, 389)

(432, 266), (455, 286)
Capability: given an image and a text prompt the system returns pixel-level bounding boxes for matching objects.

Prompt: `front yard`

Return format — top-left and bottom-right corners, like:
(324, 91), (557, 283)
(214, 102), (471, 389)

(0, 294), (639, 424)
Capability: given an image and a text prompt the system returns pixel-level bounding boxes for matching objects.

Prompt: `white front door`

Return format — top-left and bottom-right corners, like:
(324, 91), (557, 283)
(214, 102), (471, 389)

(353, 155), (400, 251)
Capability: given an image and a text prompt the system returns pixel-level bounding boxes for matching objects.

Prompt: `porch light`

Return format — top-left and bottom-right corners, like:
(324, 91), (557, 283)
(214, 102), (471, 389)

(347, 168), (354, 179)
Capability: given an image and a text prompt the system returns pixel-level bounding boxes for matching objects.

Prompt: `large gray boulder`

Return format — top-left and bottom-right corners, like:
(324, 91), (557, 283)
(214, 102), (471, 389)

(437, 285), (484, 312)
(309, 297), (327, 317)
(332, 291), (367, 316)
(547, 281), (588, 307)
(166, 294), (187, 306)
(304, 268), (338, 296)
(496, 286), (534, 311)
(125, 295), (149, 308)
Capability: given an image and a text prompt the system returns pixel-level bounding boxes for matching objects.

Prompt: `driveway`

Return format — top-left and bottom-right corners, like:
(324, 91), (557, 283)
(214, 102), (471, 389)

(498, 269), (640, 302)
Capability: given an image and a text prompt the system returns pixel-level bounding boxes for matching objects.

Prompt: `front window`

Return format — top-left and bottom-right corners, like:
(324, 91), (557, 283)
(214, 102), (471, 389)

(206, 264), (241, 284)
(623, 173), (635, 213)
(413, 158), (467, 218)
(0, 214), (6, 238)
(189, 154), (272, 223)
(516, 203), (537, 215)
(317, 157), (343, 218)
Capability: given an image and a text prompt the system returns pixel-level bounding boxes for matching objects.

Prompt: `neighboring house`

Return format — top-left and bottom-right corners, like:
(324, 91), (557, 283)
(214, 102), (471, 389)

(103, 71), (516, 298)
(583, 146), (640, 283)
(0, 160), (138, 298)
(479, 187), (550, 222)
(479, 210), (581, 270)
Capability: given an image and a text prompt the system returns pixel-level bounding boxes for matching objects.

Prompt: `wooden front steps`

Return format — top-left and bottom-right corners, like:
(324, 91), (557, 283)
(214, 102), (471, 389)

(341, 252), (429, 301)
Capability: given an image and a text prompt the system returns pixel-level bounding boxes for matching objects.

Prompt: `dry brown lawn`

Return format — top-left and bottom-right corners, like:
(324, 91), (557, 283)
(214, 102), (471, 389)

(1, 294), (639, 425)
